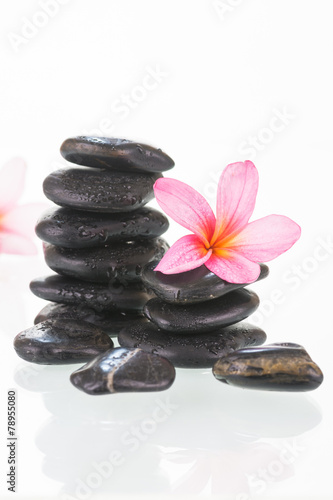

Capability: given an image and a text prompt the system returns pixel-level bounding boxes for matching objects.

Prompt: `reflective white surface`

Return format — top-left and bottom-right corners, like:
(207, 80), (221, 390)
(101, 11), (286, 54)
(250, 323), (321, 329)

(0, 255), (331, 500)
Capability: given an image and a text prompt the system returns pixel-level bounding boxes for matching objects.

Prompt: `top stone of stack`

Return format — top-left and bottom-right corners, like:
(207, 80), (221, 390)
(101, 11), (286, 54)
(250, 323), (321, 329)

(60, 136), (175, 174)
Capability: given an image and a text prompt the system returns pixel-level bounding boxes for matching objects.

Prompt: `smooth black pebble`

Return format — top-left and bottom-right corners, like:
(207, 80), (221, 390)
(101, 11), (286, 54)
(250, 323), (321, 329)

(35, 207), (169, 248)
(43, 238), (169, 284)
(70, 347), (176, 394)
(30, 275), (155, 312)
(43, 168), (161, 213)
(213, 343), (324, 392)
(144, 289), (259, 333)
(60, 136), (174, 173)
(13, 319), (113, 365)
(142, 260), (269, 304)
(118, 318), (267, 368)
(34, 303), (144, 337)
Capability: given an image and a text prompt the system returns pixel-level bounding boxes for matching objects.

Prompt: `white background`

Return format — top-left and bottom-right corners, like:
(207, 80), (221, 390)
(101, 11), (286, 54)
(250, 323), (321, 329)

(0, 1), (332, 499)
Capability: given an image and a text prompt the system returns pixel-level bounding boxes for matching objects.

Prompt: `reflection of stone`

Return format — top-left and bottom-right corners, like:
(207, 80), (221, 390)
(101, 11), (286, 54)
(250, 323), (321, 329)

(14, 363), (73, 393)
(159, 442), (295, 496)
(14, 362), (322, 497)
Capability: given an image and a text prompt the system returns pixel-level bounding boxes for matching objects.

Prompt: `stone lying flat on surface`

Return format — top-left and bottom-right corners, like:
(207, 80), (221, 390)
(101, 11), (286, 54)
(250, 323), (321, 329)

(43, 238), (169, 284)
(144, 289), (259, 333)
(118, 318), (266, 368)
(14, 319), (113, 365)
(70, 347), (176, 394)
(213, 343), (324, 392)
(142, 260), (269, 304)
(35, 207), (169, 248)
(34, 303), (144, 337)
(30, 275), (155, 312)
(43, 168), (161, 213)
(60, 136), (175, 173)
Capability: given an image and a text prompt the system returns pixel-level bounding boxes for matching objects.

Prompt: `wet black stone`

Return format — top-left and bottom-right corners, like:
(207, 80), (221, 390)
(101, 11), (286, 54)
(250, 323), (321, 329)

(144, 289), (259, 333)
(70, 347), (176, 394)
(43, 238), (169, 284)
(213, 343), (324, 392)
(35, 207), (169, 248)
(118, 318), (266, 368)
(43, 168), (161, 213)
(30, 275), (155, 312)
(13, 319), (113, 365)
(60, 136), (175, 174)
(34, 303), (144, 337)
(142, 260), (269, 304)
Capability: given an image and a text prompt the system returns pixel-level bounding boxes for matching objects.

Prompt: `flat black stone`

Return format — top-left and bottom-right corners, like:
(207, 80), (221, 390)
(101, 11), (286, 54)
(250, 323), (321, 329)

(144, 289), (259, 333)
(60, 136), (175, 174)
(70, 347), (176, 394)
(13, 319), (113, 365)
(43, 238), (169, 284)
(34, 303), (144, 337)
(43, 168), (161, 213)
(30, 275), (155, 312)
(213, 343), (324, 392)
(142, 260), (269, 304)
(118, 318), (266, 368)
(35, 207), (169, 248)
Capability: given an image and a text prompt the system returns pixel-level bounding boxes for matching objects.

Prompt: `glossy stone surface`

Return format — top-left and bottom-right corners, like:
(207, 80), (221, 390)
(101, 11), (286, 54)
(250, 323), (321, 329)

(30, 275), (155, 312)
(70, 347), (176, 394)
(36, 207), (169, 248)
(142, 260), (269, 304)
(60, 136), (175, 173)
(43, 238), (169, 284)
(43, 168), (161, 213)
(118, 318), (266, 368)
(213, 343), (324, 391)
(144, 289), (259, 333)
(34, 303), (144, 337)
(13, 319), (113, 365)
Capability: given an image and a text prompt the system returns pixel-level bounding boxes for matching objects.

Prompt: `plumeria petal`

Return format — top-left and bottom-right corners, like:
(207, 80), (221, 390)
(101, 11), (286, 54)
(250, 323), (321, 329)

(228, 214), (301, 261)
(0, 158), (27, 213)
(154, 178), (216, 246)
(155, 234), (212, 274)
(211, 161), (259, 245)
(205, 250), (261, 283)
(0, 232), (37, 255)
(1, 203), (48, 239)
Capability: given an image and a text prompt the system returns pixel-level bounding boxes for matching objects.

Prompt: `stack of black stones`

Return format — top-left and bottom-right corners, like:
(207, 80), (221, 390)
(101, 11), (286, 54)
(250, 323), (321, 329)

(14, 136), (323, 394)
(14, 137), (177, 393)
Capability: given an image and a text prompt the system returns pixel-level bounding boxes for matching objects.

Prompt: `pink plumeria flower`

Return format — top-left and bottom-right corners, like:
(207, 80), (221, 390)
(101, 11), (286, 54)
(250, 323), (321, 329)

(0, 158), (46, 256)
(154, 161), (301, 283)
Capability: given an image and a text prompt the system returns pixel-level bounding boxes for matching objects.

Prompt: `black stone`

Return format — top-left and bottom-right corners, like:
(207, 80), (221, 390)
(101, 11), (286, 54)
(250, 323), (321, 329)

(34, 303), (144, 337)
(142, 260), (269, 304)
(13, 319), (113, 365)
(60, 136), (174, 174)
(70, 347), (176, 394)
(30, 275), (155, 312)
(43, 168), (161, 213)
(118, 318), (266, 368)
(213, 343), (324, 392)
(43, 238), (169, 284)
(35, 207), (169, 248)
(144, 289), (259, 333)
